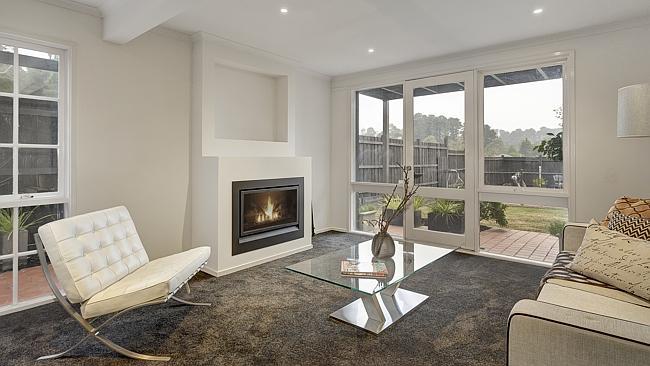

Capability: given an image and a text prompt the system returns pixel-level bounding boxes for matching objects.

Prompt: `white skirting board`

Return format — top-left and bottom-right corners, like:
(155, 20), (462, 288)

(314, 227), (347, 234)
(201, 244), (312, 277)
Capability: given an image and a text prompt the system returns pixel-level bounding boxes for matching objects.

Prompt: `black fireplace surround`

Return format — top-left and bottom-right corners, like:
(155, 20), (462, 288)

(232, 177), (304, 255)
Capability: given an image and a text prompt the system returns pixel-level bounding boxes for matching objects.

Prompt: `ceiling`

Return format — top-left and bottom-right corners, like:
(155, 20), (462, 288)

(70, 0), (650, 76)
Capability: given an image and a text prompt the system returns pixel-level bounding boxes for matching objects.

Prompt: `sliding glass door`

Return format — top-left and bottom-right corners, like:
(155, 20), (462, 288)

(403, 72), (476, 250)
(350, 56), (572, 260)
(352, 85), (405, 238)
(477, 62), (569, 263)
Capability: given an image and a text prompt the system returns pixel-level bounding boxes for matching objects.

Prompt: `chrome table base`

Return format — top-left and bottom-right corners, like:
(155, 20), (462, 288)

(330, 282), (429, 334)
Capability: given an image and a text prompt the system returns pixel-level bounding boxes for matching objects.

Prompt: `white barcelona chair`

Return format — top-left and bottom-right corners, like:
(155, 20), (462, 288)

(35, 206), (211, 361)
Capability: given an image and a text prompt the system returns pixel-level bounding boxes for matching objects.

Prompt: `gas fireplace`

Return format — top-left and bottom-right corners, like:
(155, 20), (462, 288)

(232, 177), (304, 255)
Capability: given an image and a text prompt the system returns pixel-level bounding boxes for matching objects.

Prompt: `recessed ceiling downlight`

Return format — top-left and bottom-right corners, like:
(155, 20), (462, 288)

(280, 8), (288, 14)
(368, 48), (375, 53)
(533, 8), (544, 15)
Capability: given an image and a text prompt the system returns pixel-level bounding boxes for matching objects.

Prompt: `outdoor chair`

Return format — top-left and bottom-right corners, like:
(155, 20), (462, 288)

(35, 206), (211, 362)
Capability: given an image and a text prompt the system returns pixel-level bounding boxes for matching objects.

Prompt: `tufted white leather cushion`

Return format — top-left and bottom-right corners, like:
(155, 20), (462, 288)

(80, 247), (210, 318)
(38, 206), (149, 304)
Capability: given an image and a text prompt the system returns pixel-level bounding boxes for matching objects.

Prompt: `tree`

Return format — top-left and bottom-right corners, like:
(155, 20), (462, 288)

(360, 127), (378, 137)
(484, 124), (499, 145)
(388, 123), (403, 139)
(534, 107), (563, 161)
(485, 139), (506, 157)
(414, 113), (463, 145)
(484, 124), (503, 156)
(533, 132), (562, 161)
(506, 145), (520, 157)
(519, 138), (534, 156)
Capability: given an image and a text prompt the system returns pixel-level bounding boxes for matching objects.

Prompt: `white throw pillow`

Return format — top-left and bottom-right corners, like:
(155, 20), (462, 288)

(568, 222), (650, 301)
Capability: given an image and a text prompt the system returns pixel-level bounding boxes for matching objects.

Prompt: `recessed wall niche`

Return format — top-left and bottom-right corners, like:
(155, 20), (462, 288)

(213, 63), (288, 143)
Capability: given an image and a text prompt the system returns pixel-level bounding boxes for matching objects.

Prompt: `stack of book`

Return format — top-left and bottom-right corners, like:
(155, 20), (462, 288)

(340, 260), (388, 278)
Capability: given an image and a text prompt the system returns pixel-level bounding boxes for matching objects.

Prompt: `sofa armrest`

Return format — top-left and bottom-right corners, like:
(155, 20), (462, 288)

(508, 300), (650, 366)
(560, 222), (589, 252)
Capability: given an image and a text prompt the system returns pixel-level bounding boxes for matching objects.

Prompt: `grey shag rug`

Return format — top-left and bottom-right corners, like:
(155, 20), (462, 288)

(0, 232), (546, 365)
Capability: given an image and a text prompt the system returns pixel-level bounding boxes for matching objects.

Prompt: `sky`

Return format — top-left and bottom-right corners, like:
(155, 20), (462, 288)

(359, 78), (563, 133)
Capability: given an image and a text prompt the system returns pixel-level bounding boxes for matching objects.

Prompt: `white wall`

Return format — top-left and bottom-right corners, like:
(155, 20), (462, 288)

(0, 0), (192, 259)
(213, 64), (284, 142)
(330, 19), (650, 229)
(294, 72), (331, 231)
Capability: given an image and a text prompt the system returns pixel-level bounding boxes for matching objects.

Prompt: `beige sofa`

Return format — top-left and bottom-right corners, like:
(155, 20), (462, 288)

(507, 223), (650, 366)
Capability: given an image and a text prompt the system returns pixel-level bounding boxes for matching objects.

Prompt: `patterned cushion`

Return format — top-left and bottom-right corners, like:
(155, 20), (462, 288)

(602, 196), (650, 226)
(539, 251), (615, 294)
(568, 224), (650, 301)
(607, 211), (650, 240)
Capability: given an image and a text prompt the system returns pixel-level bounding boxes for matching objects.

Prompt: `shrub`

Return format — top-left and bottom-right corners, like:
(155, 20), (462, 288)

(359, 203), (377, 213)
(429, 199), (463, 216)
(548, 220), (565, 238)
(532, 177), (547, 188)
(480, 202), (508, 227)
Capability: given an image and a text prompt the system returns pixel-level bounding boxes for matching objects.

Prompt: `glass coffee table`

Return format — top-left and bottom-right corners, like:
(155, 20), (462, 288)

(286, 239), (457, 334)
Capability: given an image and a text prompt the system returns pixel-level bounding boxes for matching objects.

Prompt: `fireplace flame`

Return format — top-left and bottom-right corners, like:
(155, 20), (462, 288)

(256, 195), (280, 223)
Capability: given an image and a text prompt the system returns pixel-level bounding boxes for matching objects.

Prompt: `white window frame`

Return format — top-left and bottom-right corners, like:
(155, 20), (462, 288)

(477, 57), (572, 199)
(403, 71), (477, 250)
(350, 83), (407, 237)
(473, 54), (575, 253)
(0, 34), (71, 315)
(348, 52), (576, 252)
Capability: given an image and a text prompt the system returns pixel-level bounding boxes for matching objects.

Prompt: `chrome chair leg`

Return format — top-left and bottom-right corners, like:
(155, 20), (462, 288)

(170, 295), (211, 307)
(37, 333), (171, 362)
(37, 335), (93, 360)
(95, 335), (171, 362)
(35, 234), (172, 362)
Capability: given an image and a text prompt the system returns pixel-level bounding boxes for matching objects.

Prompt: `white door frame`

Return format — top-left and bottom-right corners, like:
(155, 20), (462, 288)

(475, 57), (574, 236)
(403, 71), (477, 250)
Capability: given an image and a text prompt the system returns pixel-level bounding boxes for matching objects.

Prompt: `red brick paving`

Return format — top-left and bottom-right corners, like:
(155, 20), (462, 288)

(480, 227), (559, 263)
(0, 264), (57, 307)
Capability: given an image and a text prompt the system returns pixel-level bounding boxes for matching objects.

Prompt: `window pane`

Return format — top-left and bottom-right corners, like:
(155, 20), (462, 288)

(16, 205), (64, 301)
(18, 48), (59, 98)
(19, 98), (57, 144)
(0, 258), (11, 307)
(414, 197), (465, 234)
(483, 65), (563, 189)
(0, 147), (12, 195)
(356, 85), (403, 184)
(0, 45), (13, 93)
(18, 253), (58, 302)
(0, 208), (12, 255)
(479, 201), (566, 263)
(0, 96), (12, 143)
(18, 204), (64, 253)
(413, 82), (465, 188)
(18, 148), (58, 193)
(354, 192), (403, 237)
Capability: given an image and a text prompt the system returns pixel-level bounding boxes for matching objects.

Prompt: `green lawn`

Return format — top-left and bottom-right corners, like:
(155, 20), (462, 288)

(481, 204), (567, 234)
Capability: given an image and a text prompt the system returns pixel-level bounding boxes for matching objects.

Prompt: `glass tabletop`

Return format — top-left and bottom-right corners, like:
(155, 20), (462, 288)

(286, 239), (457, 295)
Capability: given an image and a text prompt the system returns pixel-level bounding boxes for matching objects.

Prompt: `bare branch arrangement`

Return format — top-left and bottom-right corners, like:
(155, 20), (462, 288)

(364, 163), (420, 234)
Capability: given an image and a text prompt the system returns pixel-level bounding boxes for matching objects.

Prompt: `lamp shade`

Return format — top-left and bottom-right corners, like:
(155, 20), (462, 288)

(617, 83), (650, 137)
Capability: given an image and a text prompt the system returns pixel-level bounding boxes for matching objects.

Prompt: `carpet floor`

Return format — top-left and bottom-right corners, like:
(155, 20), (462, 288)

(0, 232), (547, 365)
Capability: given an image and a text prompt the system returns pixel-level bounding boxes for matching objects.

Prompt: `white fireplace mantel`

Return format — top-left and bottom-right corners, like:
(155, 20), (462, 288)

(191, 157), (312, 276)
